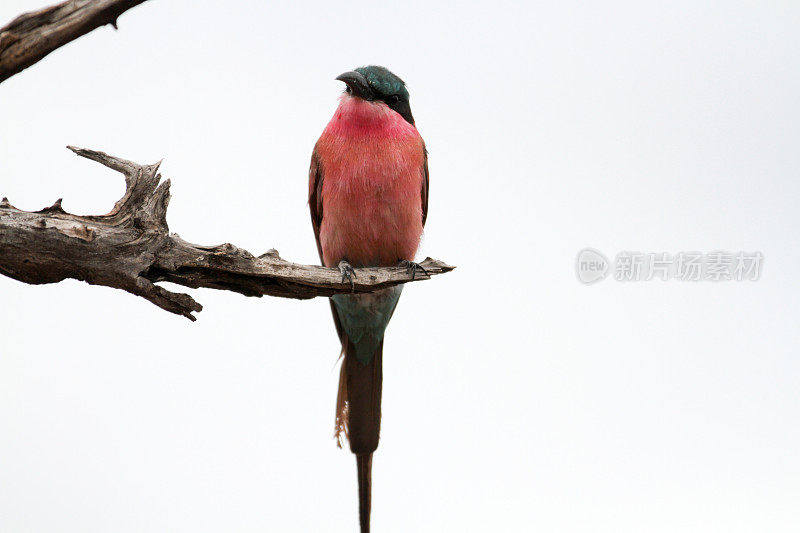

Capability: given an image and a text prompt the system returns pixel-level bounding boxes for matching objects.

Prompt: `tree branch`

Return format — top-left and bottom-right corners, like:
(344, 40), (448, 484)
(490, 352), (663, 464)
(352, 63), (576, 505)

(0, 147), (454, 321)
(0, 0), (149, 84)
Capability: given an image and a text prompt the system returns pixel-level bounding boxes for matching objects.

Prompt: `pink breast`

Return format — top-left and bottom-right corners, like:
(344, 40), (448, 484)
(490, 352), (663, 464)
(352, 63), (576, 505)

(316, 97), (425, 268)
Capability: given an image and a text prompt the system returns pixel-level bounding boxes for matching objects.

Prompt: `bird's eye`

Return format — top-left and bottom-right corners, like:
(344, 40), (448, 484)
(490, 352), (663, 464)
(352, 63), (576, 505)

(389, 95), (400, 104)
(345, 86), (352, 94)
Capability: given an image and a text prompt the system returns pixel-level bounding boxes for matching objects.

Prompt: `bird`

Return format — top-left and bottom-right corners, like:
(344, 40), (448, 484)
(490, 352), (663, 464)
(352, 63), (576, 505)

(308, 65), (429, 532)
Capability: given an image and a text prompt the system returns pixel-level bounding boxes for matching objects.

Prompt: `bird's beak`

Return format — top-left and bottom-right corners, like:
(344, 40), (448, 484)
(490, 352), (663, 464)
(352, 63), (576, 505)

(336, 71), (375, 101)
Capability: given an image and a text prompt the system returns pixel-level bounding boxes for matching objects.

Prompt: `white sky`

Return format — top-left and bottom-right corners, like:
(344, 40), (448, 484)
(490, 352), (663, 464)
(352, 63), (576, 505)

(1, 1), (799, 531)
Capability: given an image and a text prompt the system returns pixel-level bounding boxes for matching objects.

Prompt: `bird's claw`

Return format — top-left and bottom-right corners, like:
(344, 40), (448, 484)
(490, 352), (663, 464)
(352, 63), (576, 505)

(398, 259), (429, 280)
(338, 260), (357, 290)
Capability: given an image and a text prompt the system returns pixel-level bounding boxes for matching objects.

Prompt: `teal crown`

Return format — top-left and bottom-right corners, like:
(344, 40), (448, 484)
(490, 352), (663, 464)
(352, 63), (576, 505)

(354, 65), (409, 100)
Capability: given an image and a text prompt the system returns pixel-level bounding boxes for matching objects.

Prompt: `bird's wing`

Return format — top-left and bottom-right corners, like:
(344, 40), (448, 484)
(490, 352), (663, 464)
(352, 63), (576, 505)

(422, 143), (429, 228)
(309, 146), (326, 263)
(309, 145), (345, 342)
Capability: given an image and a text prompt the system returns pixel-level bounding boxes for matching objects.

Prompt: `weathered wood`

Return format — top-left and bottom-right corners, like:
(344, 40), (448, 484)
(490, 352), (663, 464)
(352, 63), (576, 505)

(0, 0), (149, 84)
(0, 147), (454, 321)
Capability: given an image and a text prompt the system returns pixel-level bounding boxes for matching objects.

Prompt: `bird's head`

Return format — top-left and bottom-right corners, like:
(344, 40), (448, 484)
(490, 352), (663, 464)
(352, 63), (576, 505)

(336, 66), (414, 125)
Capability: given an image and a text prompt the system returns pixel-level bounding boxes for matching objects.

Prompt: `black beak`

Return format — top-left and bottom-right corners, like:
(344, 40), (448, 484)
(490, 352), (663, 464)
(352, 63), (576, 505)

(336, 71), (375, 101)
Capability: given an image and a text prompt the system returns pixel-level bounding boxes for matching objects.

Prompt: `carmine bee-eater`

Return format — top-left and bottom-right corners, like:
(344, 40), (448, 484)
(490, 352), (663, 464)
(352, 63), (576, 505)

(309, 65), (429, 532)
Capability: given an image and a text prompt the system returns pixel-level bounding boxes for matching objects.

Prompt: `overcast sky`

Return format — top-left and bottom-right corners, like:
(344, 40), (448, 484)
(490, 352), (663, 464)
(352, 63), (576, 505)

(1, 1), (799, 531)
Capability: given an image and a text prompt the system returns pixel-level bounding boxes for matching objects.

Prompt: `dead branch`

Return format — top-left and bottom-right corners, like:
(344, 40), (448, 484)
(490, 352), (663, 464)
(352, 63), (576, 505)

(0, 147), (454, 320)
(0, 0), (149, 84)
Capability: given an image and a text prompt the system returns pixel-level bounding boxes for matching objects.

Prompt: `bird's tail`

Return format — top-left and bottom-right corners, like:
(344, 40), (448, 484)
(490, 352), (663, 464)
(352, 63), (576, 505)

(335, 336), (383, 533)
(356, 453), (373, 533)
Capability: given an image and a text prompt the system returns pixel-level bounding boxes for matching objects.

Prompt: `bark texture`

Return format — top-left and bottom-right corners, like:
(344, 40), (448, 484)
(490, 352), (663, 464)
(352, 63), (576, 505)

(0, 147), (454, 320)
(0, 0), (149, 83)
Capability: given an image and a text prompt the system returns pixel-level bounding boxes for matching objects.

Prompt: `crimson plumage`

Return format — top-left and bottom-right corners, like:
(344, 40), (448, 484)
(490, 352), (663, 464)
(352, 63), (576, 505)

(312, 95), (426, 268)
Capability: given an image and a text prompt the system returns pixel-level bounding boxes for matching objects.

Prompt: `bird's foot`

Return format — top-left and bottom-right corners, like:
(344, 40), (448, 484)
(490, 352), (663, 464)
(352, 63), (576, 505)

(398, 259), (429, 280)
(338, 260), (357, 290)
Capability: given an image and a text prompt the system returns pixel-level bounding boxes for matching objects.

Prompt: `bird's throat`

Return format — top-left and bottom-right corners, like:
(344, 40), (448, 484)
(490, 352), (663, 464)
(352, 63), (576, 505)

(325, 95), (418, 139)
